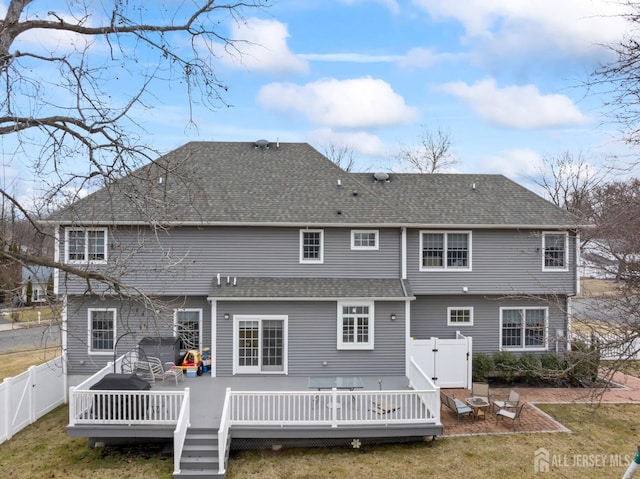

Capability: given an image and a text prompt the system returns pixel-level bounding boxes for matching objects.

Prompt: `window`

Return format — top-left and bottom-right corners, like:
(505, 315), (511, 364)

(337, 301), (374, 350)
(543, 232), (568, 271)
(447, 307), (473, 326)
(300, 229), (324, 263)
(420, 231), (471, 270)
(88, 308), (116, 354)
(174, 309), (202, 352)
(500, 307), (547, 351)
(66, 228), (107, 263)
(234, 316), (287, 374)
(351, 230), (379, 250)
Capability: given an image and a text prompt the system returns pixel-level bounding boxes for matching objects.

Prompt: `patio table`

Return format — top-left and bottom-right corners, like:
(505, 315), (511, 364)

(466, 397), (490, 421)
(308, 376), (364, 409)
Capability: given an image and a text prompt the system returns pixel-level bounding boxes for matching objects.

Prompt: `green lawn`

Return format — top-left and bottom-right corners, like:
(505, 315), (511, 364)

(0, 402), (638, 478)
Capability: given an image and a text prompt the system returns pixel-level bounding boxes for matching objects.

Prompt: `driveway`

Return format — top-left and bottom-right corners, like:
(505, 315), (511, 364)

(0, 322), (61, 352)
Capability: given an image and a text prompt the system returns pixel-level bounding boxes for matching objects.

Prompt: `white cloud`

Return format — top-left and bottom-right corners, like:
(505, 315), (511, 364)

(257, 77), (418, 128)
(299, 53), (402, 63)
(481, 148), (544, 178)
(307, 128), (389, 157)
(440, 78), (588, 129)
(412, 0), (630, 59)
(340, 0), (400, 15)
(211, 18), (307, 75)
(397, 47), (457, 70)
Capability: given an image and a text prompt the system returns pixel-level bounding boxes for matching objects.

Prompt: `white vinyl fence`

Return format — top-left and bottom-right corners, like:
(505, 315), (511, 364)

(0, 356), (66, 444)
(409, 333), (473, 389)
(573, 331), (640, 360)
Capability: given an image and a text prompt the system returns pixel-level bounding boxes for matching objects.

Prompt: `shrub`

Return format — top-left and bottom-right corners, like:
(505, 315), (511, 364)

(518, 353), (542, 384)
(566, 340), (600, 386)
(472, 353), (494, 382)
(491, 350), (520, 382)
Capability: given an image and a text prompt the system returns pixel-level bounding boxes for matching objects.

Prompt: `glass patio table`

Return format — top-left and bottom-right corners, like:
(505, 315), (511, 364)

(308, 376), (365, 409)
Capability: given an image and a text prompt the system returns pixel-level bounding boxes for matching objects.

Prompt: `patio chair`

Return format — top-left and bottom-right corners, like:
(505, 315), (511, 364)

(496, 402), (525, 429)
(492, 389), (520, 411)
(147, 357), (166, 382)
(472, 382), (491, 408)
(440, 390), (473, 422)
(134, 360), (155, 384)
(163, 361), (185, 385)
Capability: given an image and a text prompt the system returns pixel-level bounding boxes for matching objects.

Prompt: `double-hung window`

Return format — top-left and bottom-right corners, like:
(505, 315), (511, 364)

(66, 228), (107, 263)
(337, 301), (374, 350)
(300, 229), (324, 263)
(174, 309), (202, 352)
(351, 230), (379, 250)
(543, 232), (568, 271)
(500, 307), (547, 351)
(88, 308), (116, 354)
(420, 231), (471, 270)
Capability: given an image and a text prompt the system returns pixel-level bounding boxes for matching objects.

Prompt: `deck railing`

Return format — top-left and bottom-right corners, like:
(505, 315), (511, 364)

(408, 356), (440, 424)
(226, 388), (439, 428)
(217, 387), (233, 476)
(69, 389), (187, 425)
(173, 388), (191, 475)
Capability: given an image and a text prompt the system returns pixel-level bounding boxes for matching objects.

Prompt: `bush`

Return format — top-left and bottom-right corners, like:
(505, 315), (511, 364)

(518, 353), (542, 384)
(491, 350), (520, 382)
(566, 340), (600, 386)
(472, 353), (494, 382)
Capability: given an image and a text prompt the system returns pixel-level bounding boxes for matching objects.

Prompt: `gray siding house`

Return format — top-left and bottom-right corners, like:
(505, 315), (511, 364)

(45, 140), (579, 383)
(44, 141), (580, 475)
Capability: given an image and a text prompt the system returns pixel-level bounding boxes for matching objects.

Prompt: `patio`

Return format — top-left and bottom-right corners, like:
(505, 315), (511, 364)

(440, 370), (640, 436)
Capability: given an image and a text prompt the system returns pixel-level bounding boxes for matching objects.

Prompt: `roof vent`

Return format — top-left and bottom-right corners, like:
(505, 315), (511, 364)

(373, 172), (390, 182)
(255, 139), (270, 149)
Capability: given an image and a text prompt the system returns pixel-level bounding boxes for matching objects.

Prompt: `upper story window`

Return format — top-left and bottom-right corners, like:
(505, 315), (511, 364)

(447, 307), (473, 326)
(543, 232), (568, 271)
(337, 301), (374, 350)
(88, 308), (116, 354)
(420, 231), (471, 271)
(300, 229), (324, 263)
(351, 230), (379, 250)
(65, 228), (108, 264)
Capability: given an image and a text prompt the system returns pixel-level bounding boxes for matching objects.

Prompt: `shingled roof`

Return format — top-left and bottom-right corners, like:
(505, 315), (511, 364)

(45, 140), (579, 228)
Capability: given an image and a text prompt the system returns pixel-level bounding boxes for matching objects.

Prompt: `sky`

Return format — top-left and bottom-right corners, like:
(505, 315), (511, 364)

(2, 0), (639, 201)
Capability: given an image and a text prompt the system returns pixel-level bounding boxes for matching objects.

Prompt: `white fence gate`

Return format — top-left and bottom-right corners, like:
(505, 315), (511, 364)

(0, 356), (66, 444)
(409, 332), (472, 389)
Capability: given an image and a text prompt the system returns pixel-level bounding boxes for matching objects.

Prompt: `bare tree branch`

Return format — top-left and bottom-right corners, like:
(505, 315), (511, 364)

(397, 126), (458, 173)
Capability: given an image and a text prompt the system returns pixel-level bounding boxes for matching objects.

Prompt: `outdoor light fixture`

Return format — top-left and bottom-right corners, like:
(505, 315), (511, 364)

(390, 313), (397, 321)
(223, 313), (230, 320)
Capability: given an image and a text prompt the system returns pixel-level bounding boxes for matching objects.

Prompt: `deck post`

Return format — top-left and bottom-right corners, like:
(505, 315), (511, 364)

(331, 388), (338, 428)
(68, 386), (76, 426)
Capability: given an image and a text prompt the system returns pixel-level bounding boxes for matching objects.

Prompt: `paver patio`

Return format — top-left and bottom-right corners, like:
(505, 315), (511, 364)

(440, 371), (640, 436)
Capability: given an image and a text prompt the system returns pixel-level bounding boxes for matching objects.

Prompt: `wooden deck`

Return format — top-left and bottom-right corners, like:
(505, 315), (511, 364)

(68, 374), (442, 440)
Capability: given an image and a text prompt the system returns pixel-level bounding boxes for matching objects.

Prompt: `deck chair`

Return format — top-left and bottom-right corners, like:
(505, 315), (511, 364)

(472, 382), (491, 407)
(440, 390), (473, 422)
(493, 389), (520, 411)
(496, 402), (525, 429)
(134, 360), (155, 384)
(163, 361), (185, 385)
(147, 357), (166, 382)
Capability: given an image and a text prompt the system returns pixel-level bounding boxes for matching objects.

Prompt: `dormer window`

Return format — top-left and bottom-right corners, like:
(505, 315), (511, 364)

(65, 228), (107, 264)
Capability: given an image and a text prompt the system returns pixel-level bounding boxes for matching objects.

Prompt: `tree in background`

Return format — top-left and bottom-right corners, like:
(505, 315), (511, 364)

(0, 0), (267, 291)
(323, 144), (356, 172)
(533, 150), (605, 221)
(397, 126), (458, 173)
(593, 2), (640, 150)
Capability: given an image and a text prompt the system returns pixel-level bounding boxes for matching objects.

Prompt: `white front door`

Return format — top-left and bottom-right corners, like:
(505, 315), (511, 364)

(234, 315), (287, 374)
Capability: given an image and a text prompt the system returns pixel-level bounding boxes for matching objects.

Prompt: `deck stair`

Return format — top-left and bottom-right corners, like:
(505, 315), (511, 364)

(174, 427), (229, 479)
